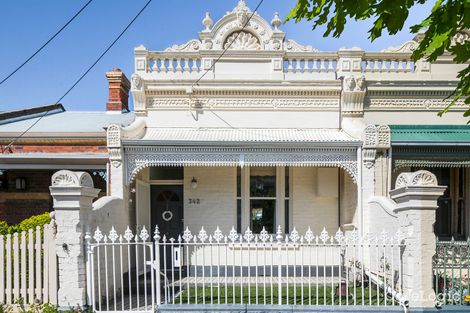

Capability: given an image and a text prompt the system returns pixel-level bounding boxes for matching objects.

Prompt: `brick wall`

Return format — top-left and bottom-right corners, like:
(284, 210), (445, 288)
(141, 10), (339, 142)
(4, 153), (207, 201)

(292, 167), (339, 234)
(184, 167), (236, 234)
(0, 169), (106, 224)
(9, 145), (107, 153)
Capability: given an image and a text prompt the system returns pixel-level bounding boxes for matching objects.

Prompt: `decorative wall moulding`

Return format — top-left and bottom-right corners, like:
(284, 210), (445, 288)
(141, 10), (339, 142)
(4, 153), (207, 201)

(146, 97), (339, 110)
(145, 89), (340, 97)
(366, 98), (467, 110)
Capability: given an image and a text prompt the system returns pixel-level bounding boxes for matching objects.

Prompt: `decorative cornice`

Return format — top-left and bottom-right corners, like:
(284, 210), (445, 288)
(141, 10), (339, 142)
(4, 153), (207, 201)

(147, 97), (339, 110)
(145, 89), (340, 97)
(366, 98), (467, 110)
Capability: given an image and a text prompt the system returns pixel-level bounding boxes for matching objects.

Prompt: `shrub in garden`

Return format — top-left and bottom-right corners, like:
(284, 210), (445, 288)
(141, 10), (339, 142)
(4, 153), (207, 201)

(0, 212), (51, 236)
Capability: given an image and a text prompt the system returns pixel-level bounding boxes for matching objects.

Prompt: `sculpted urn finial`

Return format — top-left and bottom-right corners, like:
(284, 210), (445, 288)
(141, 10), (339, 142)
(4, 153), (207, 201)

(271, 12), (281, 30)
(202, 12), (213, 31)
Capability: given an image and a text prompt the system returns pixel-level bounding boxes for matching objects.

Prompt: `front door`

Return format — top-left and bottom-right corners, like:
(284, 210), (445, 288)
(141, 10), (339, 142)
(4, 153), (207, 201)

(151, 185), (184, 240)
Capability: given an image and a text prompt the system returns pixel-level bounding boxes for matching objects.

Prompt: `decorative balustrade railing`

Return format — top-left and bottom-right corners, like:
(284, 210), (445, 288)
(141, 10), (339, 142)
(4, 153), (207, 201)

(87, 225), (405, 312)
(141, 51), (420, 80)
(147, 53), (203, 77)
(361, 53), (415, 74)
(433, 238), (470, 306)
(283, 55), (337, 74)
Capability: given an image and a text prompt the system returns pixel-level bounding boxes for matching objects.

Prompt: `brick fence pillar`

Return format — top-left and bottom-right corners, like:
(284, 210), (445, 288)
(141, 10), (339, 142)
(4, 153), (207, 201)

(49, 170), (100, 309)
(390, 170), (446, 308)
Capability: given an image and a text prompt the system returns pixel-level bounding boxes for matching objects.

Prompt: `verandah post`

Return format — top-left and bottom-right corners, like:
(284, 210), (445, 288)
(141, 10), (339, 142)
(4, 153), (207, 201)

(49, 170), (100, 309)
(389, 170), (446, 308)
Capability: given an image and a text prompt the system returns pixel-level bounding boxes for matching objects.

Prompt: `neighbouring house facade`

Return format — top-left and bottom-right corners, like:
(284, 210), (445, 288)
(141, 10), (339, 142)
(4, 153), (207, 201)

(0, 71), (135, 223)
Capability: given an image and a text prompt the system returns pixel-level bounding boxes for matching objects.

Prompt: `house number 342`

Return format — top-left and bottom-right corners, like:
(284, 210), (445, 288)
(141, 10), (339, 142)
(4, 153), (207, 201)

(188, 198), (200, 204)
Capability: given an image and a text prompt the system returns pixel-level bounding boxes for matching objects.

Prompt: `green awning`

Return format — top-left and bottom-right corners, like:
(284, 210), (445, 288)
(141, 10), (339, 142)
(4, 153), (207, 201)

(390, 125), (470, 144)
(391, 125), (470, 169)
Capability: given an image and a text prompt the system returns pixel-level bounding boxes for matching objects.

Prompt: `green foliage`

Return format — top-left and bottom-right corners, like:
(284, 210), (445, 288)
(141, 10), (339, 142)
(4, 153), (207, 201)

(0, 221), (10, 236)
(16, 212), (51, 233)
(0, 212), (51, 236)
(286, 0), (470, 117)
(0, 300), (90, 313)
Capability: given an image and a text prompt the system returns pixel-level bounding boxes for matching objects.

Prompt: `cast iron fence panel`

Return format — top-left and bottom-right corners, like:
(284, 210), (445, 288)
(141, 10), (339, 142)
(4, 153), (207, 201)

(433, 238), (470, 306)
(87, 225), (405, 312)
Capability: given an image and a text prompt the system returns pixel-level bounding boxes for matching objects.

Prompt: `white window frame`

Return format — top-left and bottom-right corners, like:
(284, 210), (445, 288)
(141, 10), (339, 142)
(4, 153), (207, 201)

(238, 166), (290, 233)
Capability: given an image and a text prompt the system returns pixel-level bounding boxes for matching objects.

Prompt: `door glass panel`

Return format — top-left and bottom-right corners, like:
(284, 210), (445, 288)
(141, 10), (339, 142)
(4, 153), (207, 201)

(250, 199), (275, 233)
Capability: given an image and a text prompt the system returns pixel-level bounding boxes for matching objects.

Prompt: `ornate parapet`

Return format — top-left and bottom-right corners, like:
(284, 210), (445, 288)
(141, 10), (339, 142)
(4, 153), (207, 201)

(362, 124), (390, 169)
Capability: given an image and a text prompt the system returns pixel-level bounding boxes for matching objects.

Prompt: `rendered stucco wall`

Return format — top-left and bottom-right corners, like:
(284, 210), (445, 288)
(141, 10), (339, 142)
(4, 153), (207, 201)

(184, 167), (236, 234)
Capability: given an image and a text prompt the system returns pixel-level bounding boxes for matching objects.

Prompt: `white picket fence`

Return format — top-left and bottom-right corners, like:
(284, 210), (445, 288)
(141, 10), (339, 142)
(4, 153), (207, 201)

(0, 221), (57, 305)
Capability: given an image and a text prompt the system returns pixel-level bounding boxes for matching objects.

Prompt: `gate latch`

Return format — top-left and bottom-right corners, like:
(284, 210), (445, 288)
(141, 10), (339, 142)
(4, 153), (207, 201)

(146, 260), (158, 270)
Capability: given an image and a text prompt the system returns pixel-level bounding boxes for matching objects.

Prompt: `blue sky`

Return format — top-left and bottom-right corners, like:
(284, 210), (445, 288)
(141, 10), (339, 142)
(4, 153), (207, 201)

(0, 0), (434, 112)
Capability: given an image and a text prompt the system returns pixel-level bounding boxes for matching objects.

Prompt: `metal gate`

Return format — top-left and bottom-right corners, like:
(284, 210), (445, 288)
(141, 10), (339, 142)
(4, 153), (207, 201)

(86, 226), (157, 313)
(87, 225), (406, 312)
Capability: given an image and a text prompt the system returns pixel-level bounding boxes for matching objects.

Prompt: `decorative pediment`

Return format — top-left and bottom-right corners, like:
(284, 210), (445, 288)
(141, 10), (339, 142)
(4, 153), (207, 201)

(163, 0), (318, 52)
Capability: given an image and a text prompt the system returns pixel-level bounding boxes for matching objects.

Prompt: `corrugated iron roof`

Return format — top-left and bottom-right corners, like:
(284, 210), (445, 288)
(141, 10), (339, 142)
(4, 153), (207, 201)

(0, 111), (135, 137)
(139, 128), (359, 143)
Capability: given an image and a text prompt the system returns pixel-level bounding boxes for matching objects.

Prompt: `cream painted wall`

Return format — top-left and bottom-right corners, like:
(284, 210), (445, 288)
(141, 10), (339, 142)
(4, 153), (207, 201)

(184, 167), (236, 234)
(363, 111), (468, 125)
(145, 110), (339, 129)
(291, 167), (339, 234)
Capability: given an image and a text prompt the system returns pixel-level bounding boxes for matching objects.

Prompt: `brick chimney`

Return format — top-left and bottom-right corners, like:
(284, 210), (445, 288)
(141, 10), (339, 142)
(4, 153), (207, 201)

(106, 68), (130, 112)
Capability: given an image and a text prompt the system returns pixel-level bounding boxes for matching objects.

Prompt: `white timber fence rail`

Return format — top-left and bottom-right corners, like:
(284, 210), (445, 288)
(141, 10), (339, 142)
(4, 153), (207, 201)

(0, 215), (58, 306)
(86, 225), (406, 312)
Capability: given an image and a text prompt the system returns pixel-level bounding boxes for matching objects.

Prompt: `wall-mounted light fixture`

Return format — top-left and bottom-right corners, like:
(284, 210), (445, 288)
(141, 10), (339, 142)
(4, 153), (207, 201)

(15, 177), (26, 190)
(191, 177), (198, 189)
